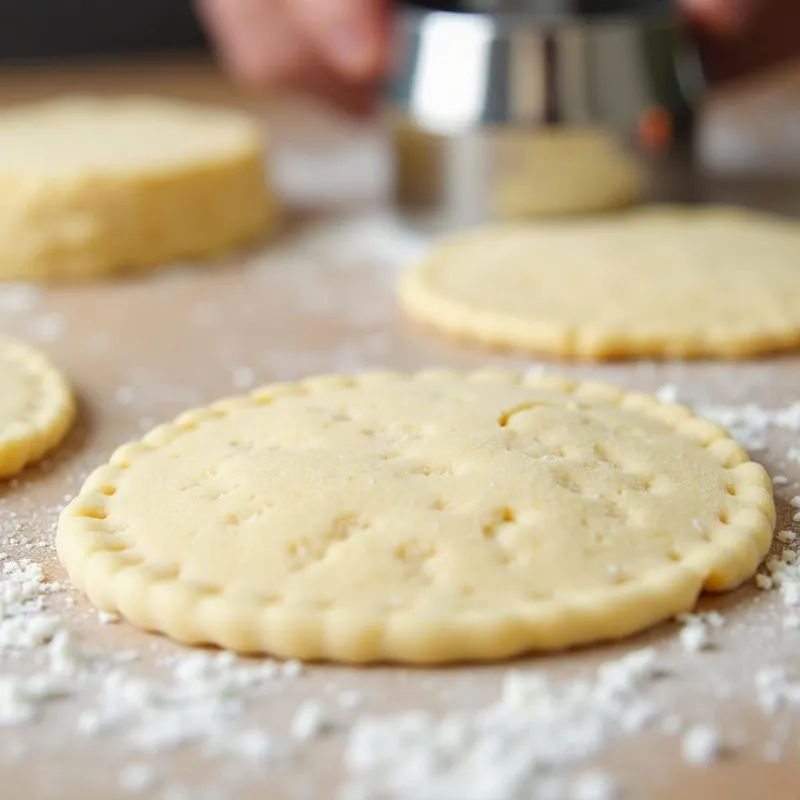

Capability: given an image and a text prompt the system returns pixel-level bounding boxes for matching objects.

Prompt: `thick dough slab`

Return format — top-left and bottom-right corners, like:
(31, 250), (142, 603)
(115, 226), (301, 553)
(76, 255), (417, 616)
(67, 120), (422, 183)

(399, 206), (800, 359)
(0, 337), (76, 477)
(0, 96), (277, 281)
(57, 372), (774, 664)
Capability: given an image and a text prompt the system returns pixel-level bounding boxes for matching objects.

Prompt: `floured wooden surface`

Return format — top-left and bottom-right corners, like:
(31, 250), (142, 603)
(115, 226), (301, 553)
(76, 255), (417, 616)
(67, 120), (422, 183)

(1, 58), (800, 800)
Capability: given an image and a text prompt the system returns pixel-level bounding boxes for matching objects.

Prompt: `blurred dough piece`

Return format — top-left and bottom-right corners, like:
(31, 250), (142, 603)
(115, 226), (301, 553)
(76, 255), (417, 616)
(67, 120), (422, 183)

(490, 127), (644, 217)
(0, 337), (75, 478)
(399, 206), (800, 360)
(0, 96), (278, 281)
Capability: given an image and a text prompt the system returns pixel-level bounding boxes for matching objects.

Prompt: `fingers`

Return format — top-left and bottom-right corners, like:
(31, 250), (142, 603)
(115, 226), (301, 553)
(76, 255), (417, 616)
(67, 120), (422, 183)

(197, 0), (380, 116)
(197, 0), (387, 116)
(289, 0), (390, 81)
(300, 69), (380, 116)
(680, 0), (754, 33)
(197, 0), (305, 86)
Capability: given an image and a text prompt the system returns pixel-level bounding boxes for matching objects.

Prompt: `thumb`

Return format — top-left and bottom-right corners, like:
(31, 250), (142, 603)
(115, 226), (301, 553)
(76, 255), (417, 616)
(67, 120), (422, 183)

(680, 0), (753, 33)
(290, 0), (390, 81)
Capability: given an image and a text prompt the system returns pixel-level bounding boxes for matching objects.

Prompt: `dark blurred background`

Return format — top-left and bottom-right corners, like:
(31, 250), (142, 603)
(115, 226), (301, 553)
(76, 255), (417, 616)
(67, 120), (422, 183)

(0, 0), (798, 90)
(0, 0), (208, 60)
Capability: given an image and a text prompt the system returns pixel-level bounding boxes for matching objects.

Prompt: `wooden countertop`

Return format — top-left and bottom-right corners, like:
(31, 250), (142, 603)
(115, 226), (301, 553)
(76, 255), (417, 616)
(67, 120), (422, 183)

(1, 56), (800, 800)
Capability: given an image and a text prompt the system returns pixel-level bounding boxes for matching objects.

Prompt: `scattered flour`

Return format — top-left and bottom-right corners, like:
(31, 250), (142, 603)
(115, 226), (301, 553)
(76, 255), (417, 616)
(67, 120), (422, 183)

(679, 624), (711, 653)
(29, 312), (67, 343)
(676, 611), (724, 653)
(291, 699), (329, 742)
(0, 559), (61, 649)
(77, 651), (296, 760)
(0, 283), (41, 314)
(282, 659), (304, 679)
(570, 770), (620, 800)
(755, 667), (800, 715)
(681, 724), (724, 765)
(695, 401), (800, 453)
(759, 544), (800, 609)
(343, 649), (664, 800)
(119, 762), (158, 794)
(783, 613), (800, 630)
(657, 385), (800, 454)
(655, 384), (680, 405)
(115, 386), (136, 406)
(337, 690), (364, 710)
(0, 549), (298, 786)
(273, 212), (430, 271)
(232, 366), (255, 390)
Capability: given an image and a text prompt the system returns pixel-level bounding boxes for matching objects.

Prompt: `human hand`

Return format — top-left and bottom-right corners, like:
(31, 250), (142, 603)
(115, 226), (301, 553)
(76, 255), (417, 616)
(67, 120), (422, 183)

(681, 0), (756, 33)
(196, 0), (390, 112)
(198, 0), (785, 109)
(687, 0), (799, 84)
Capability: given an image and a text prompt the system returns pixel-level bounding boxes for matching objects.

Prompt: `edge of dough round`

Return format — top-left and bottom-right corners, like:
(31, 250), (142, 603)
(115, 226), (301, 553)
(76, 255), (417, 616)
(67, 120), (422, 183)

(0, 337), (76, 478)
(0, 96), (279, 281)
(56, 371), (775, 664)
(397, 206), (800, 360)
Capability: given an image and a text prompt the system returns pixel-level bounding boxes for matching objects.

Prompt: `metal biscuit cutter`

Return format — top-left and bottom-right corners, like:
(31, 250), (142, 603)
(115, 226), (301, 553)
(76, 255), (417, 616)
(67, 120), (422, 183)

(387, 0), (705, 228)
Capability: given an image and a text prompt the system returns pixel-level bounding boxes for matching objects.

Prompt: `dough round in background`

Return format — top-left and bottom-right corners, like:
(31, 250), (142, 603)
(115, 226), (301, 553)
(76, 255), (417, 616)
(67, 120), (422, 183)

(0, 96), (278, 281)
(57, 371), (774, 664)
(489, 127), (644, 217)
(0, 337), (76, 478)
(399, 206), (800, 359)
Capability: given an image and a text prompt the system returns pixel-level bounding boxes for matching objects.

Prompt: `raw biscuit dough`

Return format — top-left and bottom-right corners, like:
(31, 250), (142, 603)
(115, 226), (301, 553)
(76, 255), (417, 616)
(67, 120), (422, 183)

(0, 337), (76, 478)
(489, 127), (644, 217)
(57, 371), (774, 664)
(393, 123), (643, 218)
(399, 206), (800, 359)
(0, 96), (277, 281)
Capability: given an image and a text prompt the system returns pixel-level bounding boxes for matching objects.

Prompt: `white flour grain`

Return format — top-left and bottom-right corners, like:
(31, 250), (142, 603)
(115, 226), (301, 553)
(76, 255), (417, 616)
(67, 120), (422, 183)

(343, 649), (664, 800)
(681, 724), (724, 765)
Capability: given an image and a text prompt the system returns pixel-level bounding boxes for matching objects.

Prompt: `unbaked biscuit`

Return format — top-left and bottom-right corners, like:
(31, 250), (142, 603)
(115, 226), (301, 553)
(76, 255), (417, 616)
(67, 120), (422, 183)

(399, 206), (800, 359)
(0, 337), (76, 478)
(56, 372), (774, 663)
(0, 96), (277, 281)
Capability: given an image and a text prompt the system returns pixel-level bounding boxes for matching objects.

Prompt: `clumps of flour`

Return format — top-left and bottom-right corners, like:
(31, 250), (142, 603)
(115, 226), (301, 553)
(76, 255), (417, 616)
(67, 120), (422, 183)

(343, 649), (663, 800)
(76, 652), (302, 761)
(680, 724), (726, 765)
(657, 383), (800, 454)
(676, 611), (725, 653)
(0, 547), (304, 773)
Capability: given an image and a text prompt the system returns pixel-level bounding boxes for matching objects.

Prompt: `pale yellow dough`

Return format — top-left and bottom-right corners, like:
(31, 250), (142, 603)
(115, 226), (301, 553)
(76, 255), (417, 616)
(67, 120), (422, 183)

(0, 338), (76, 478)
(0, 96), (277, 281)
(399, 206), (800, 359)
(489, 127), (644, 217)
(57, 372), (774, 664)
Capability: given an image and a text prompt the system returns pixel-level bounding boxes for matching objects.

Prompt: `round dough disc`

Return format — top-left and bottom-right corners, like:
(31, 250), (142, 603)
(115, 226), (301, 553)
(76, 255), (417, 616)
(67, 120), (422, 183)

(0, 337), (76, 478)
(399, 206), (800, 359)
(0, 96), (278, 281)
(57, 371), (774, 664)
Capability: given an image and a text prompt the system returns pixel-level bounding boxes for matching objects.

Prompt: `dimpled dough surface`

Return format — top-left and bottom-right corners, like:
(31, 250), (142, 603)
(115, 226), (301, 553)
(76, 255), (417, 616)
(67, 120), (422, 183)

(399, 206), (800, 359)
(57, 372), (775, 664)
(0, 337), (76, 478)
(0, 96), (277, 281)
